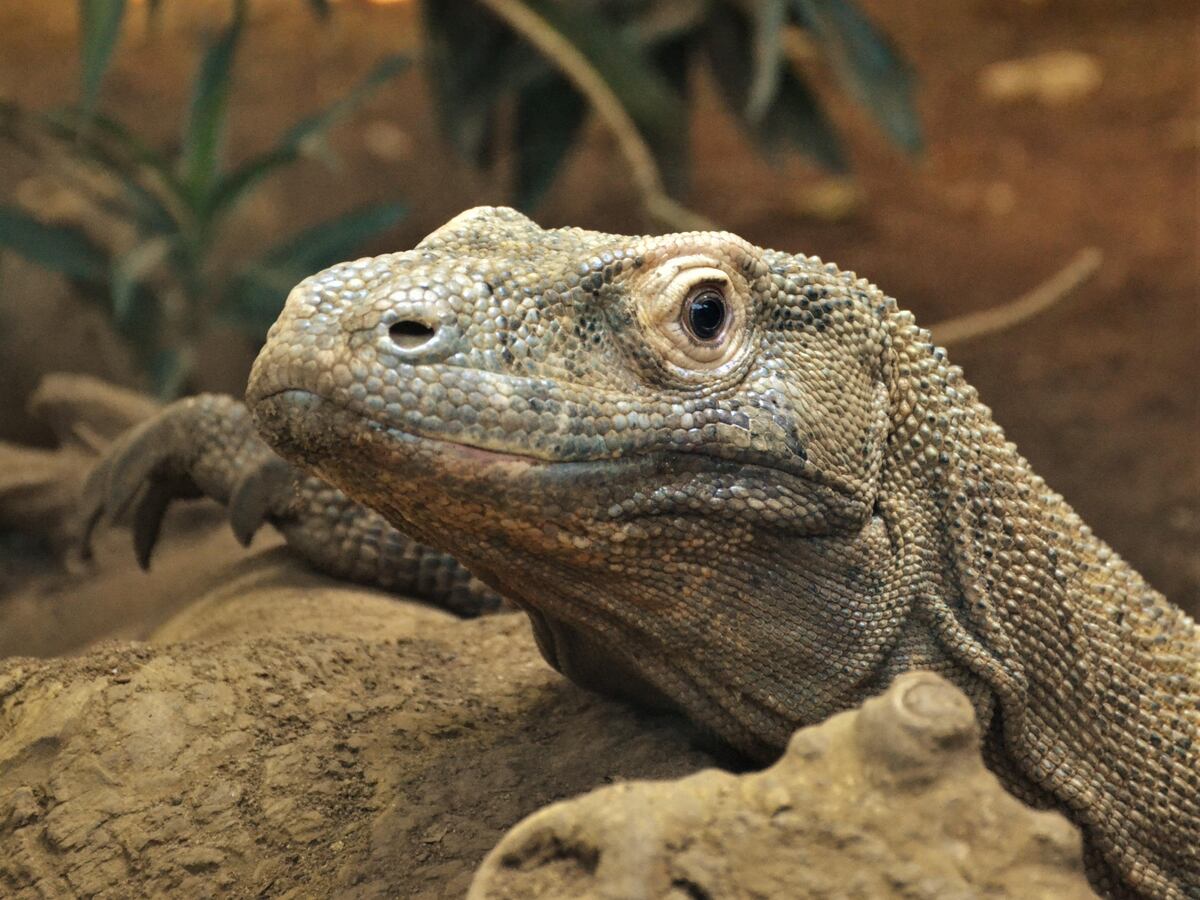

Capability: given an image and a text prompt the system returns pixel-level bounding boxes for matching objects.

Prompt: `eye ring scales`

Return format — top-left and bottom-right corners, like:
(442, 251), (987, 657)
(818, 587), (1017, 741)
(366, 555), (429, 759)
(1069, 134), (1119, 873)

(683, 287), (728, 341)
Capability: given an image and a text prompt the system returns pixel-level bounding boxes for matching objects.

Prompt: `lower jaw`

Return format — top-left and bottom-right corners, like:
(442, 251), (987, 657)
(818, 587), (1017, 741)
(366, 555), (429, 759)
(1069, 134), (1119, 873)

(248, 388), (754, 564)
(248, 388), (691, 496)
(247, 389), (603, 547)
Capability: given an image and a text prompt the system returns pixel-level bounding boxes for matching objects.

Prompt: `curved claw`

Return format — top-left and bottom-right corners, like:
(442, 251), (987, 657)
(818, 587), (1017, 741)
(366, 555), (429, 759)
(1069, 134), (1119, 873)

(77, 451), (117, 561)
(228, 456), (294, 547)
(103, 417), (190, 521)
(73, 406), (204, 568)
(131, 482), (171, 570)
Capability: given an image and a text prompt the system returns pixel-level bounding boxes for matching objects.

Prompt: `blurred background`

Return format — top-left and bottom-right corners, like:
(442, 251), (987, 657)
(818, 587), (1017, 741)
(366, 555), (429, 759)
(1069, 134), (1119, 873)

(0, 0), (1196, 615)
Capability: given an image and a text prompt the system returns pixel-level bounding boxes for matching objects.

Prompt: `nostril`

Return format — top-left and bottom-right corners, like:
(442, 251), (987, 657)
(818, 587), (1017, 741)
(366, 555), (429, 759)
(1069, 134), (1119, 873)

(389, 319), (436, 350)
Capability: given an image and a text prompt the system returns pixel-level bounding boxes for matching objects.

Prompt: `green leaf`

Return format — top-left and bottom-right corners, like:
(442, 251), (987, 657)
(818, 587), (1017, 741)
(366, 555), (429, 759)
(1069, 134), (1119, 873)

(111, 282), (165, 372)
(747, 0), (787, 124)
(423, 2), (538, 167)
(180, 1), (245, 207)
(0, 206), (109, 282)
(258, 201), (406, 278)
(78, 0), (128, 122)
(204, 148), (293, 221)
(36, 106), (186, 231)
(514, 76), (586, 211)
(111, 236), (173, 322)
(223, 202), (406, 335)
(285, 54), (411, 150)
(646, 35), (693, 192)
(149, 347), (184, 399)
(63, 108), (171, 172)
(426, 0), (686, 174)
(207, 54), (411, 220)
(791, 0), (922, 152)
(759, 68), (845, 170)
(84, 115), (187, 231)
(704, 6), (845, 170)
(518, 0), (686, 170)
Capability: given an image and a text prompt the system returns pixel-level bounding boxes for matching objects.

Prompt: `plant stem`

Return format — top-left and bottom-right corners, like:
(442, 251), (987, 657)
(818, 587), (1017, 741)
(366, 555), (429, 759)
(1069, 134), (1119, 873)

(476, 0), (715, 232)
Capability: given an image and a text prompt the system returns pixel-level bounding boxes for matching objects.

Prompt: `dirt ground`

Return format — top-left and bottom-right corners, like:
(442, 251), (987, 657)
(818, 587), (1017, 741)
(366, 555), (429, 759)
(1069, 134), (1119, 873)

(0, 2), (1196, 615)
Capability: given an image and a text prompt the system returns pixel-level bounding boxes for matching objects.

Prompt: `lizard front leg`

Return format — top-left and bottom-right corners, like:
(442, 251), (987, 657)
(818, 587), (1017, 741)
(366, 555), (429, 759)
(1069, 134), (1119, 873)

(78, 393), (501, 617)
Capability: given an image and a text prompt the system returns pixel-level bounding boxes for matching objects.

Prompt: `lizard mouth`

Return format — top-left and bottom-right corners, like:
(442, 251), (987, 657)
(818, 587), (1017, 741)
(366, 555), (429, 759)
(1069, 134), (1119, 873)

(249, 384), (868, 535)
(249, 386), (731, 554)
(250, 387), (556, 469)
(248, 386), (779, 514)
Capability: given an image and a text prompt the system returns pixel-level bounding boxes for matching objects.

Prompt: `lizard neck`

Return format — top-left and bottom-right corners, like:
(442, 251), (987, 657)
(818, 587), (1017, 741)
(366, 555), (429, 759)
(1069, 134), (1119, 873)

(880, 314), (1200, 896)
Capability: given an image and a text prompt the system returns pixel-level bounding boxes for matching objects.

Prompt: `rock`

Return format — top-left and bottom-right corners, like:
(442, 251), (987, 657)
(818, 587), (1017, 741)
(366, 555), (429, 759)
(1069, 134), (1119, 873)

(26, 374), (163, 449)
(469, 672), (1096, 900)
(2, 785), (42, 830)
(0, 552), (714, 898)
(0, 441), (94, 541)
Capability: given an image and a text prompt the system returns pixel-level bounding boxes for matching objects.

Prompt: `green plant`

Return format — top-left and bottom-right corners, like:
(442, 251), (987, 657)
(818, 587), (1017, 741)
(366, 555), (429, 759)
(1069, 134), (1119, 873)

(69, 0), (917, 226)
(0, 1), (408, 396)
(425, 0), (921, 222)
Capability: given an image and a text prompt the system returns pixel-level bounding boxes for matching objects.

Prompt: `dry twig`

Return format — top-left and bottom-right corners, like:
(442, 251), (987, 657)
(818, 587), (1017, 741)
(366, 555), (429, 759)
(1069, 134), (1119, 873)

(476, 0), (715, 232)
(931, 248), (1103, 347)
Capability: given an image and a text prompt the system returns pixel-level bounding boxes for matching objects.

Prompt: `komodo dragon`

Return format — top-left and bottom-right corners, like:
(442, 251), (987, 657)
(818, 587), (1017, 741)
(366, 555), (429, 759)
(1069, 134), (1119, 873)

(80, 207), (1199, 898)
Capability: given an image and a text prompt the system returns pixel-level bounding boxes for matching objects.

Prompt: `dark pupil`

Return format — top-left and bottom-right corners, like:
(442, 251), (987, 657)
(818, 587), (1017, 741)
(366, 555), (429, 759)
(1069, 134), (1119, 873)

(688, 292), (726, 339)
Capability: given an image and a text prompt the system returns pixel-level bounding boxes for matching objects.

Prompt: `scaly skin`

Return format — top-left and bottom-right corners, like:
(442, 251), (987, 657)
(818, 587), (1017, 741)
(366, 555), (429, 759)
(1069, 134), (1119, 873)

(91, 207), (1198, 897)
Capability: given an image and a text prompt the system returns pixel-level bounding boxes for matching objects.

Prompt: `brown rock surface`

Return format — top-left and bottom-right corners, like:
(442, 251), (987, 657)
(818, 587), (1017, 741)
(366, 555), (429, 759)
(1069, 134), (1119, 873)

(0, 553), (714, 899)
(470, 672), (1096, 900)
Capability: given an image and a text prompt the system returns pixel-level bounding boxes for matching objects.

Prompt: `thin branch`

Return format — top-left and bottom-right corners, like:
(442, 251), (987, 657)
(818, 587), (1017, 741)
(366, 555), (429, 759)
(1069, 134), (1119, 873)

(931, 247), (1103, 347)
(476, 0), (715, 232)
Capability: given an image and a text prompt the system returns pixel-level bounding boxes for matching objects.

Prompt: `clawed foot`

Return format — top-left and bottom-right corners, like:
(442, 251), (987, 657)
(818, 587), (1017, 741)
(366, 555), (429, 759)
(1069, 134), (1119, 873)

(76, 396), (295, 568)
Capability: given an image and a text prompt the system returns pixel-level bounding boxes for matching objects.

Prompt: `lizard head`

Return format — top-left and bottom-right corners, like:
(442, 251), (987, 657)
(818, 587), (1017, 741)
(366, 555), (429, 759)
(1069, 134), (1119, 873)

(248, 206), (907, 757)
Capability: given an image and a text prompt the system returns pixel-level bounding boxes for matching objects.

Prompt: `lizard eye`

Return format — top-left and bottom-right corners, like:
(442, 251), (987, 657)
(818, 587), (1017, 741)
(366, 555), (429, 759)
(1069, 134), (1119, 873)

(683, 287), (727, 341)
(634, 258), (749, 376)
